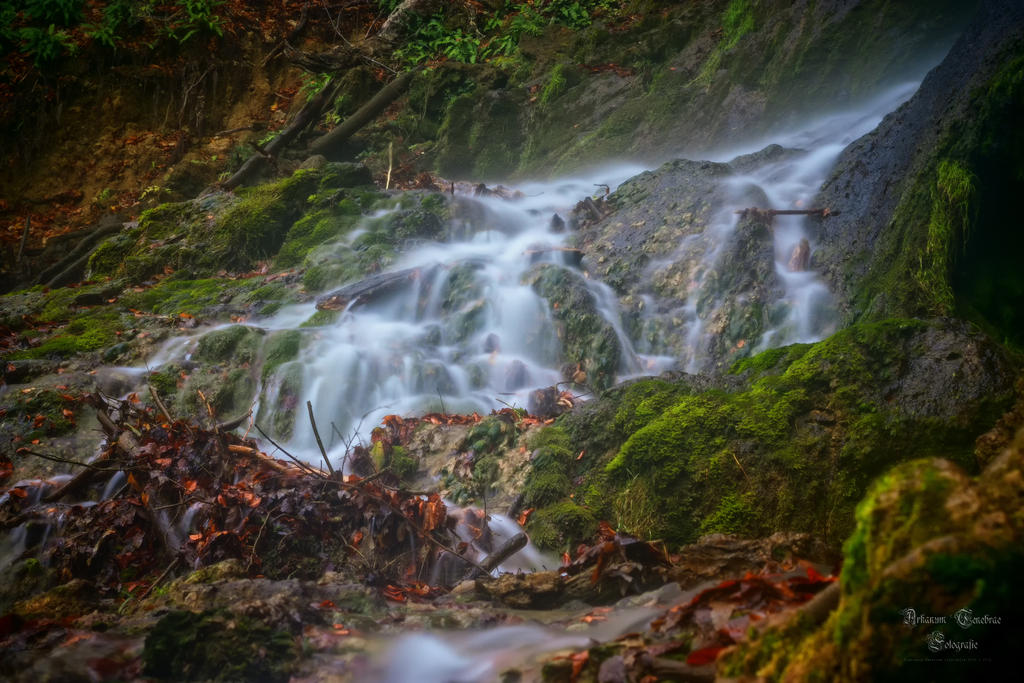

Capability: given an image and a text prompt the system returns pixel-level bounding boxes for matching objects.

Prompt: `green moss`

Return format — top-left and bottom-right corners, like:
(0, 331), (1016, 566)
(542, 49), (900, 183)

(554, 317), (1007, 549)
(692, 0), (755, 89)
(523, 471), (571, 508)
(0, 387), (78, 439)
(245, 281), (296, 312)
(257, 363), (304, 440)
(526, 500), (597, 550)
(914, 159), (976, 311)
(8, 309), (123, 360)
(527, 264), (622, 392)
(121, 278), (256, 317)
(261, 330), (303, 379)
(729, 342), (813, 377)
(195, 325), (261, 364)
(390, 445), (419, 483)
(143, 609), (298, 682)
(539, 63), (568, 106)
(299, 309), (340, 327)
(840, 459), (959, 596)
(205, 171), (320, 272)
(148, 367), (181, 398)
(181, 366), (256, 418)
(88, 228), (141, 278)
(274, 209), (359, 268)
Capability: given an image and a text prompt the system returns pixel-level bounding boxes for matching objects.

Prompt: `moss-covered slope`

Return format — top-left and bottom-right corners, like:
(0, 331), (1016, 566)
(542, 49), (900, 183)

(523, 318), (1015, 551)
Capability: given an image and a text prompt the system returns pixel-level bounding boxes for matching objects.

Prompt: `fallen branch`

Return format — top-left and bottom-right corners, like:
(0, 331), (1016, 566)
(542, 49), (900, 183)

(16, 216), (29, 264)
(222, 77), (342, 190)
(148, 382), (174, 424)
(134, 556), (182, 604)
(315, 265), (431, 311)
(39, 216), (122, 288)
(309, 69), (418, 157)
(463, 531), (528, 581)
(254, 422), (327, 478)
(217, 410), (252, 433)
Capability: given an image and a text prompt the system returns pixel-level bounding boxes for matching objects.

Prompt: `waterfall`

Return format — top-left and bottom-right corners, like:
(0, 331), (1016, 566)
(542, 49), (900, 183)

(138, 82), (922, 466)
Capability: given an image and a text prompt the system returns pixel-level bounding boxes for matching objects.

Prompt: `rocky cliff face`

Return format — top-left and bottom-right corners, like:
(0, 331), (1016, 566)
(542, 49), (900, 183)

(811, 0), (1024, 338)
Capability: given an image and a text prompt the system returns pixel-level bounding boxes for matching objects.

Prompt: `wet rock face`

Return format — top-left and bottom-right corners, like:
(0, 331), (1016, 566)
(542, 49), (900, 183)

(525, 262), (622, 392)
(812, 0), (1024, 322)
(571, 146), (793, 369)
(884, 319), (1015, 420)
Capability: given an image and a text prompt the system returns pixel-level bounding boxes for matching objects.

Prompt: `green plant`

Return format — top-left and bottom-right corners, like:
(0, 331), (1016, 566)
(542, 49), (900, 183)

(914, 159), (976, 311)
(395, 15), (487, 65)
(93, 187), (114, 207)
(83, 0), (134, 50)
(169, 0), (224, 43)
(25, 0), (84, 26)
(299, 72), (332, 101)
(19, 24), (76, 66)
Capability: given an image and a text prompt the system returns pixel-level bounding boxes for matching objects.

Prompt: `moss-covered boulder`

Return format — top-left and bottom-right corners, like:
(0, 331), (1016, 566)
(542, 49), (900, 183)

(525, 262), (622, 392)
(547, 318), (1014, 549)
(300, 190), (451, 293)
(722, 426), (1024, 680)
(143, 609), (298, 682)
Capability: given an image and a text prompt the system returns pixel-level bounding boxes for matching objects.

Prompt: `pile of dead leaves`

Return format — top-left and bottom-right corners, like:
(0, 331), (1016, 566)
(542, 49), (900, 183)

(0, 399), (496, 605)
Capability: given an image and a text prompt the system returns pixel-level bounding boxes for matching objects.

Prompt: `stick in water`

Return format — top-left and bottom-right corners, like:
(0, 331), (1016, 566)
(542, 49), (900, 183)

(307, 401), (337, 477)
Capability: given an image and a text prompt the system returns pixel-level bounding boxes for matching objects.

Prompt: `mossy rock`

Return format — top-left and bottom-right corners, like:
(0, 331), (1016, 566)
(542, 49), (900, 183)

(143, 609), (298, 682)
(194, 325), (262, 364)
(261, 329), (303, 379)
(119, 277), (260, 317)
(526, 263), (622, 392)
(722, 431), (1024, 681)
(526, 501), (598, 551)
(552, 318), (1014, 549)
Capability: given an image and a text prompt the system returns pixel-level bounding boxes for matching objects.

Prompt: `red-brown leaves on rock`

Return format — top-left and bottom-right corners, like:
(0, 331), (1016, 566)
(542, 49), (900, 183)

(650, 565), (836, 666)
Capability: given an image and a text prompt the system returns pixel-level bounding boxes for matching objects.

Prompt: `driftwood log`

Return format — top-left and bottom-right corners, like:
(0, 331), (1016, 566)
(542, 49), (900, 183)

(525, 246), (584, 268)
(734, 207), (840, 219)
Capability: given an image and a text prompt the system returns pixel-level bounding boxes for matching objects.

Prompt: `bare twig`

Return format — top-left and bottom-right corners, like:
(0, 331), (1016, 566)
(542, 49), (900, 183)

(307, 401), (337, 477)
(254, 421), (324, 477)
(148, 382), (174, 424)
(731, 450), (751, 485)
(122, 556), (182, 612)
(217, 409), (253, 433)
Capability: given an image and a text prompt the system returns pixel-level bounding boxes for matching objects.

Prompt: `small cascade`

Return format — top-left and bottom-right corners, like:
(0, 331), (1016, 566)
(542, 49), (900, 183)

(629, 82), (922, 371)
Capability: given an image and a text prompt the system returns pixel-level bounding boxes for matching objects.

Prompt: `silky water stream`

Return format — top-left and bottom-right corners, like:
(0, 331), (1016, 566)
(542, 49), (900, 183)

(2, 80), (923, 680)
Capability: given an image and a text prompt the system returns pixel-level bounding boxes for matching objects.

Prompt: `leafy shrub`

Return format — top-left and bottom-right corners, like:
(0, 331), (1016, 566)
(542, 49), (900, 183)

(19, 24), (76, 66)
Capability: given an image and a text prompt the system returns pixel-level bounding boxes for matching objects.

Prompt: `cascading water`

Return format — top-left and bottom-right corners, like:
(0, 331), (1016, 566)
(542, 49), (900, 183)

(141, 82), (921, 469)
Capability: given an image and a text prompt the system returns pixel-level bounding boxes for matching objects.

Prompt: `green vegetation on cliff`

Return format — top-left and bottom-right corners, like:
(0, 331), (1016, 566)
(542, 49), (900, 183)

(531, 319), (1013, 549)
